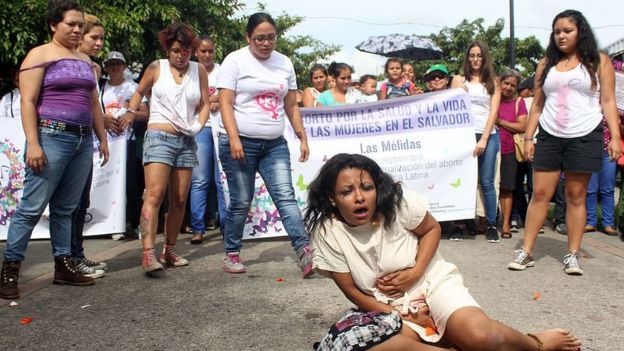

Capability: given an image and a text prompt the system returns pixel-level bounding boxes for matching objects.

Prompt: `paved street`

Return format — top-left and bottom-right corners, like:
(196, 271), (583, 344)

(1, 227), (623, 350)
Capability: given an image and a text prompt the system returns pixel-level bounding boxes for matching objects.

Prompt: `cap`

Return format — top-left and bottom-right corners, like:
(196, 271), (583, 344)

(424, 64), (449, 77)
(104, 51), (126, 65)
(518, 76), (534, 91)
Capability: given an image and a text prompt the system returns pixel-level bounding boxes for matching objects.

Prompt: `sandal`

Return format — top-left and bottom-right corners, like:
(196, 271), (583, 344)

(190, 233), (203, 245)
(501, 231), (512, 239)
(584, 225), (596, 233)
(603, 226), (619, 236)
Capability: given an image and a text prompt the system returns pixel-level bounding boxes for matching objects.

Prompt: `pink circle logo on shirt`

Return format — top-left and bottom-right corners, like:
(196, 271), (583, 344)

(255, 92), (279, 120)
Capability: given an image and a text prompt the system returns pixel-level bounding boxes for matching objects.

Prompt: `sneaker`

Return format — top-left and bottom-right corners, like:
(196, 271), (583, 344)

(538, 227), (545, 234)
(74, 259), (105, 279)
(297, 244), (314, 278)
(81, 257), (107, 270)
(508, 249), (535, 270)
(555, 223), (568, 235)
(222, 252), (246, 273)
(510, 219), (520, 233)
(111, 234), (125, 241)
(485, 226), (500, 243)
(160, 245), (189, 267)
(449, 227), (463, 241)
(563, 251), (584, 275)
(142, 249), (164, 274)
(206, 218), (220, 231)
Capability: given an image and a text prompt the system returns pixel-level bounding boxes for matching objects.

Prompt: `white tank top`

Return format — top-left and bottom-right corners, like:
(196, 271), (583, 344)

(466, 81), (494, 134)
(149, 59), (201, 136)
(539, 63), (602, 138)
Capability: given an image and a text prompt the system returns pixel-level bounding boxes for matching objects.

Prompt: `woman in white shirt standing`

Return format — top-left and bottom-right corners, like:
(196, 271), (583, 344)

(189, 35), (224, 245)
(0, 70), (20, 119)
(217, 12), (313, 278)
(122, 24), (210, 275)
(451, 40), (502, 243)
(508, 10), (621, 275)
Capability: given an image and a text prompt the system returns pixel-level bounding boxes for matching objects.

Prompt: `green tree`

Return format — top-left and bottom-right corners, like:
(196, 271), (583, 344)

(0, 1), (338, 92)
(409, 18), (544, 86)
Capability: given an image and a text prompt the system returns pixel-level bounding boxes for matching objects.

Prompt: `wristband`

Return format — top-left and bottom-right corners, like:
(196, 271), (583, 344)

(126, 108), (136, 115)
(524, 137), (534, 141)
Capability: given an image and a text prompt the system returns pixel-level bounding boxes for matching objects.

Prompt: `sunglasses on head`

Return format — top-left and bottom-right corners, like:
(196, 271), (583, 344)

(425, 72), (447, 82)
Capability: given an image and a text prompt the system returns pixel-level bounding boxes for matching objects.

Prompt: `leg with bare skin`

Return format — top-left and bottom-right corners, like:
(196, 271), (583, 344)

(522, 170), (561, 254)
(500, 189), (513, 235)
(163, 167), (193, 246)
(443, 306), (581, 351)
(140, 163), (171, 250)
(369, 326), (452, 351)
(563, 172), (591, 253)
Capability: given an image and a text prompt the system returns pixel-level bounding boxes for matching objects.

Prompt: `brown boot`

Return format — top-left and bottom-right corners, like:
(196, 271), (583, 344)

(53, 256), (95, 286)
(0, 261), (21, 300)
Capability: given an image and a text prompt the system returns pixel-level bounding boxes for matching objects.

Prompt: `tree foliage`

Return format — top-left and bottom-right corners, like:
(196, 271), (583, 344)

(0, 1), (340, 93)
(409, 18), (544, 87)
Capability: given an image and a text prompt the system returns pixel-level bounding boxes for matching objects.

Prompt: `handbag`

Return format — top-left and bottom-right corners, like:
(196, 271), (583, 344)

(314, 309), (403, 351)
(512, 98), (526, 162)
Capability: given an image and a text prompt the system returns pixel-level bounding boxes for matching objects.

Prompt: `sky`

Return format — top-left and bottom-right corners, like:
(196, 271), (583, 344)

(238, 0), (624, 76)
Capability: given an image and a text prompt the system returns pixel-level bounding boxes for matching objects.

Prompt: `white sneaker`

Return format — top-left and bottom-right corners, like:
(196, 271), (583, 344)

(74, 260), (105, 279)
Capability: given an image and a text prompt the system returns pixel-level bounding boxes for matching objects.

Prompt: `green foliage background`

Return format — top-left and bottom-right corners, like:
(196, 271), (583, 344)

(0, 2), (543, 94)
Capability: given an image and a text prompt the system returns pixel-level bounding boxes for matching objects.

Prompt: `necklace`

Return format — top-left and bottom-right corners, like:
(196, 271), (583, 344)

(172, 65), (189, 78)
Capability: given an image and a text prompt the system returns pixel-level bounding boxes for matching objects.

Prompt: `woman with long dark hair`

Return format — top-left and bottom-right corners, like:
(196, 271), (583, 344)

(508, 10), (621, 275)
(306, 153), (581, 350)
(451, 40), (502, 243)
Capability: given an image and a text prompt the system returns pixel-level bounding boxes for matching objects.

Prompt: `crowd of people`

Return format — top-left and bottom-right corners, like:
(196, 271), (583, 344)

(0, 1), (620, 349)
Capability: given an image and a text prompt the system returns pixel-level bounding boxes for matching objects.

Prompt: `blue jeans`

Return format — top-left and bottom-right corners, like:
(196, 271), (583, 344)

(214, 151), (227, 227)
(4, 128), (93, 262)
(71, 165), (93, 259)
(218, 134), (309, 253)
(190, 127), (215, 233)
(586, 151), (617, 227)
(476, 132), (500, 226)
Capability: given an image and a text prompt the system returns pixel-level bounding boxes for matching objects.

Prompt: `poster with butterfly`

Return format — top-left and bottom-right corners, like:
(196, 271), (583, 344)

(0, 118), (128, 240)
(213, 88), (478, 240)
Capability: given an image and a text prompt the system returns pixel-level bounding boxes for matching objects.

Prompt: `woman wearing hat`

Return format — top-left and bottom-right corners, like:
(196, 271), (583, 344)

(100, 51), (149, 240)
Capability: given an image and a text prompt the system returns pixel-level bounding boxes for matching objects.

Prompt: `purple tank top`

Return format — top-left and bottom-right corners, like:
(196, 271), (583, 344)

(36, 58), (96, 126)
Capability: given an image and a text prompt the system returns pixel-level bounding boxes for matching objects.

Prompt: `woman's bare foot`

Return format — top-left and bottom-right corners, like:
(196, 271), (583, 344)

(531, 328), (581, 351)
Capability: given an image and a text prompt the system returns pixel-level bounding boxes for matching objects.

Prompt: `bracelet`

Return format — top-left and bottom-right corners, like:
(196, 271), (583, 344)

(526, 333), (543, 351)
(126, 108), (136, 115)
(524, 137), (534, 141)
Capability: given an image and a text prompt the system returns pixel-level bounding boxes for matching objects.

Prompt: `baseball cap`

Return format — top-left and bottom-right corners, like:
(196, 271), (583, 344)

(104, 51), (126, 65)
(424, 64), (449, 77)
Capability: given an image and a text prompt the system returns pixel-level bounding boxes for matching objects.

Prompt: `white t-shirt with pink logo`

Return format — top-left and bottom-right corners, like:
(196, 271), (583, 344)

(217, 46), (297, 140)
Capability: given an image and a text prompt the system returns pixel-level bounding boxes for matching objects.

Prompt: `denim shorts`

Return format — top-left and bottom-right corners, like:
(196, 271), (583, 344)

(142, 129), (198, 168)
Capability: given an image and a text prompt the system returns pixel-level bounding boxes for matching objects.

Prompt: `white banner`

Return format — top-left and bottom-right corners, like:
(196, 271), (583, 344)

(0, 118), (126, 240)
(216, 88), (478, 240)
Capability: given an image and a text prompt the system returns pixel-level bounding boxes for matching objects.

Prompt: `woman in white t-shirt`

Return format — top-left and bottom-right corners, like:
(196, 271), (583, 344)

(217, 12), (313, 278)
(306, 153), (581, 351)
(508, 10), (621, 275)
(0, 70), (20, 119)
(451, 40), (502, 243)
(188, 35), (224, 245)
(122, 24), (210, 275)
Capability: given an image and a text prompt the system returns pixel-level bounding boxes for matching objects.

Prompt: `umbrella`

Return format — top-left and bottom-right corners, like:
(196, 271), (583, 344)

(355, 34), (443, 61)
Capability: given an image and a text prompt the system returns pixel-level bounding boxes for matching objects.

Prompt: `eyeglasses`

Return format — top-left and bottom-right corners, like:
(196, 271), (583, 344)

(251, 34), (277, 44)
(469, 54), (483, 60)
(425, 72), (447, 82)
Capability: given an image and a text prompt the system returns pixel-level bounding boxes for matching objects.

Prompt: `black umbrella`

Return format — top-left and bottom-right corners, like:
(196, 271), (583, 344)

(356, 33), (443, 61)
